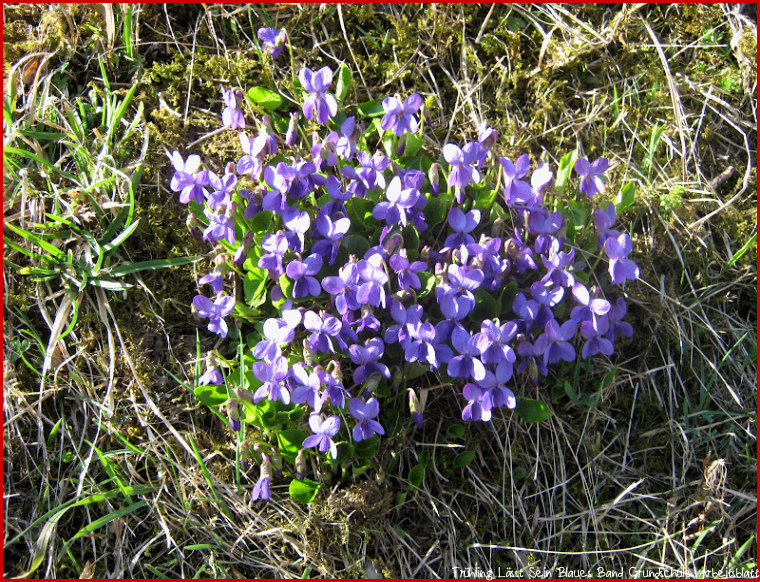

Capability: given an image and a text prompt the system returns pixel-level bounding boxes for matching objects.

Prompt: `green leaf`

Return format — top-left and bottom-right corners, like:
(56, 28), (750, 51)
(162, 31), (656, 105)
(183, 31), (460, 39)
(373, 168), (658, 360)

(354, 435), (379, 459)
(408, 464), (425, 490)
(469, 288), (499, 322)
(403, 362), (429, 382)
(244, 267), (269, 308)
(416, 271), (436, 298)
(615, 181), (636, 213)
(247, 86), (284, 111)
(555, 149), (579, 193)
(566, 199), (587, 230)
(424, 193), (452, 230)
(404, 133), (424, 158)
(452, 450), (475, 469)
(289, 478), (322, 504)
(335, 63), (352, 104)
(401, 223), (419, 251)
(357, 100), (385, 117)
(194, 383), (229, 407)
(446, 424), (465, 439)
(277, 429), (307, 463)
(342, 234), (371, 258)
(515, 397), (553, 423)
(473, 186), (497, 212)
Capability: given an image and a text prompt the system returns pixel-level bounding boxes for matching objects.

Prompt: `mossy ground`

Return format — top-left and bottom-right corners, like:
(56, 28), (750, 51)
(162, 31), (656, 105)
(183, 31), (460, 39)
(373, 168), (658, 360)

(4, 4), (756, 578)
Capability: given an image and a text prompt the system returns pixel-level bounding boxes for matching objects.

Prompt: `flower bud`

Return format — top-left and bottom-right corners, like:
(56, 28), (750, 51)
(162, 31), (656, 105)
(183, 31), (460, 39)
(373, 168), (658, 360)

(285, 112), (299, 147)
(392, 367), (403, 391)
(302, 338), (315, 367)
(478, 125), (498, 151)
(531, 162), (554, 198)
(395, 133), (407, 158)
(235, 386), (254, 403)
(260, 453), (273, 480)
(271, 449), (283, 477)
(240, 441), (252, 470)
(428, 163), (440, 197)
(234, 230), (254, 267)
(227, 399), (241, 432)
(408, 389), (424, 429)
(295, 449), (306, 480)
(328, 360), (343, 385)
(186, 212), (201, 238)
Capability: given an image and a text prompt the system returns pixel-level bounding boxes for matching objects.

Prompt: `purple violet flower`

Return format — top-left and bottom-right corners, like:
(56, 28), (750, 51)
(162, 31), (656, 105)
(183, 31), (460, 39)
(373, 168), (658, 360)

(444, 143), (482, 201)
(535, 319), (577, 364)
(336, 116), (361, 160)
(607, 297), (634, 341)
(531, 162), (554, 198)
(355, 150), (389, 190)
(349, 338), (390, 384)
(199, 366), (223, 386)
(303, 310), (342, 354)
(207, 166), (237, 210)
(580, 315), (614, 359)
(462, 383), (492, 422)
(349, 397), (385, 442)
(380, 93), (422, 136)
(500, 154), (533, 206)
(252, 455), (272, 501)
(193, 293), (236, 338)
(443, 207), (481, 250)
(289, 363), (323, 412)
(286, 254), (323, 299)
(252, 355), (291, 404)
(170, 151), (211, 205)
(322, 262), (361, 315)
(528, 209), (564, 255)
(472, 319), (518, 366)
(448, 326), (486, 381)
(253, 309), (302, 362)
(575, 156), (609, 199)
(389, 252), (427, 291)
(570, 283), (611, 325)
(312, 213), (350, 265)
(604, 233), (640, 285)
(356, 255), (389, 308)
(540, 248), (575, 287)
(594, 202), (620, 250)
(299, 66), (337, 124)
(221, 86), (245, 130)
(303, 413), (341, 459)
(372, 176), (421, 227)
(202, 209), (236, 246)
(258, 27), (287, 58)
(258, 232), (289, 278)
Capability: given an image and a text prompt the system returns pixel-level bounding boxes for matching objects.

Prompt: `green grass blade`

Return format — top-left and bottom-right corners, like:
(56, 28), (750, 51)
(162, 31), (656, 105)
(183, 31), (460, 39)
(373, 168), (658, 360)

(101, 218), (140, 253)
(5, 222), (67, 259)
(64, 500), (148, 549)
(109, 256), (201, 277)
(726, 231), (756, 268)
(3, 147), (79, 181)
(188, 435), (233, 520)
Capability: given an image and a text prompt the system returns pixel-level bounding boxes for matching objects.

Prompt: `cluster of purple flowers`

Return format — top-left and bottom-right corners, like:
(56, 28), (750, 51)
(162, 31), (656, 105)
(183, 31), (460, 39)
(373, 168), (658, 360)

(171, 53), (639, 498)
